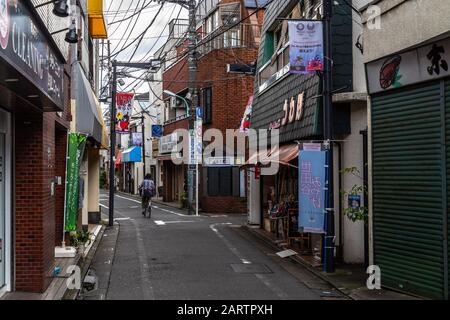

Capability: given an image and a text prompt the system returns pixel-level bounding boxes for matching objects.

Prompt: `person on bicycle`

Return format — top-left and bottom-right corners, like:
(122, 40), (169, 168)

(139, 173), (156, 216)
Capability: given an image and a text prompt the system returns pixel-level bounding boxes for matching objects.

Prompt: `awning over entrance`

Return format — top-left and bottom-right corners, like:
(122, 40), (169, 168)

(122, 146), (142, 163)
(88, 0), (108, 39)
(241, 143), (299, 169)
(74, 64), (104, 144)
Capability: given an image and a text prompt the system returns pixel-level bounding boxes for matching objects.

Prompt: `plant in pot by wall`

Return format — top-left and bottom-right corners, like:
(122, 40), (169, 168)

(340, 166), (368, 224)
(181, 191), (189, 209)
(70, 230), (92, 253)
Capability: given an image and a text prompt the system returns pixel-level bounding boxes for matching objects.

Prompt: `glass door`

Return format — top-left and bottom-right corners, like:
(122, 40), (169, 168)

(0, 133), (5, 288)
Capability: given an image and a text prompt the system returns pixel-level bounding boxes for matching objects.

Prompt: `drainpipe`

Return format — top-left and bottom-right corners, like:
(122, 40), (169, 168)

(336, 141), (343, 263)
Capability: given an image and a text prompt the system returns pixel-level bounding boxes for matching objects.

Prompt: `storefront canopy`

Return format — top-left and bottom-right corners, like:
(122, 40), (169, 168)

(241, 143), (299, 169)
(122, 146), (142, 163)
(75, 63), (103, 144)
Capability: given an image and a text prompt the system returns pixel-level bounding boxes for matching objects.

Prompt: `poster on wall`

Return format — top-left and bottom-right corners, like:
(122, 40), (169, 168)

(64, 133), (87, 232)
(288, 20), (324, 74)
(298, 150), (326, 233)
(132, 132), (143, 146)
(116, 93), (134, 133)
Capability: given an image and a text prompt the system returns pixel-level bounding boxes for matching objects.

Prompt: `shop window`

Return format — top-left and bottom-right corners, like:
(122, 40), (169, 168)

(207, 167), (240, 197)
(202, 87), (212, 124)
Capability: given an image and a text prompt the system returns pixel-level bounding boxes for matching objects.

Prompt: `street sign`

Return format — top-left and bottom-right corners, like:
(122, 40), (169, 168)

(196, 106), (203, 120)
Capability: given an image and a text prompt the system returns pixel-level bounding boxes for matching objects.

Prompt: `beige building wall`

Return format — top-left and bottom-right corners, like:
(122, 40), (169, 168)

(362, 0), (450, 62)
(88, 148), (100, 213)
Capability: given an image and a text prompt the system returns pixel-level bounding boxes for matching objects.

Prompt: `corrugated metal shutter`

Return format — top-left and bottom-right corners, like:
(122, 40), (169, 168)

(372, 81), (446, 299)
(446, 79), (450, 298)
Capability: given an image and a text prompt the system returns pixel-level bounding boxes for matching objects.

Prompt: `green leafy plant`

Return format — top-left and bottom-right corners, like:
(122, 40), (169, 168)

(340, 166), (368, 224)
(180, 191), (189, 208)
(70, 230), (92, 248)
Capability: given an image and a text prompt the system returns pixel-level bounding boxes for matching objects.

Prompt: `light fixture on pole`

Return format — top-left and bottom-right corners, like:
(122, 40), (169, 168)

(163, 90), (190, 116)
(64, 19), (78, 43)
(50, 18), (78, 43)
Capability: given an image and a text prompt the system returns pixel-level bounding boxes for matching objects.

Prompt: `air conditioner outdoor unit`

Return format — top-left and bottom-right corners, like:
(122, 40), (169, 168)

(170, 96), (177, 109)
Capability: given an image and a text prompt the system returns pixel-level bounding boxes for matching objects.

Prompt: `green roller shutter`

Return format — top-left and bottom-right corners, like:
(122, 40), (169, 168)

(446, 79), (450, 299)
(372, 81), (447, 299)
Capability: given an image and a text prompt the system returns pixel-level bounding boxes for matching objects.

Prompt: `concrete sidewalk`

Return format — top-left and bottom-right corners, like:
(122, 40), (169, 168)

(242, 225), (422, 300)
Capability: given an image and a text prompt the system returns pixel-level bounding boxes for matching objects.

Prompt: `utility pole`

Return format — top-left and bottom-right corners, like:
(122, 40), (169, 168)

(142, 112), (146, 177)
(108, 60), (161, 226)
(155, 0), (199, 215)
(187, 0), (199, 216)
(109, 60), (117, 227)
(323, 0), (335, 273)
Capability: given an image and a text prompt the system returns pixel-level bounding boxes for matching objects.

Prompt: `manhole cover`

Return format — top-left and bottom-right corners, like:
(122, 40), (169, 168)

(230, 263), (273, 274)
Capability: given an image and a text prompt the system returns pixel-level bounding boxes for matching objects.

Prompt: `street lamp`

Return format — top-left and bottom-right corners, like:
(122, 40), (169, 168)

(163, 90), (190, 117)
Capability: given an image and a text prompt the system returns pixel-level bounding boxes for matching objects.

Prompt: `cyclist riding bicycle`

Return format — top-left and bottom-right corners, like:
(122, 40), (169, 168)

(138, 173), (156, 216)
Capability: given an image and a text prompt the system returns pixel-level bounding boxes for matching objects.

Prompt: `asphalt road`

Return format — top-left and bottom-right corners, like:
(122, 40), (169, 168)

(85, 191), (344, 300)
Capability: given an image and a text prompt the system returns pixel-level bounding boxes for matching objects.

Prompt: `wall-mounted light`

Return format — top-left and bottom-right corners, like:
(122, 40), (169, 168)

(64, 19), (78, 43)
(35, 0), (69, 18)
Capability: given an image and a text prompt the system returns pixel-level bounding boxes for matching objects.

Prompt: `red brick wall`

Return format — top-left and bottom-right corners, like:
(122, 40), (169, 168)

(14, 111), (67, 293)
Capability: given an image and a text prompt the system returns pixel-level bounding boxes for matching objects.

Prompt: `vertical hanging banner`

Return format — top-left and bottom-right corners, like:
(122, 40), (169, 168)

(288, 20), (324, 74)
(298, 149), (326, 233)
(116, 92), (134, 133)
(239, 95), (253, 133)
(64, 133), (87, 232)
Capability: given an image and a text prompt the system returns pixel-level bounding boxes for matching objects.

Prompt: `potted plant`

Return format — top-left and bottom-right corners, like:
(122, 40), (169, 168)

(70, 230), (92, 254)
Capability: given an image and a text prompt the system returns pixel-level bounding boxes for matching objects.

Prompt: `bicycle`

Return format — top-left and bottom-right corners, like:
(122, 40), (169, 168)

(143, 197), (152, 218)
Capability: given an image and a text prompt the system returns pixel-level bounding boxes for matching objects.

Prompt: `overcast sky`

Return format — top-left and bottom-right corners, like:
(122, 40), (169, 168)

(102, 0), (189, 95)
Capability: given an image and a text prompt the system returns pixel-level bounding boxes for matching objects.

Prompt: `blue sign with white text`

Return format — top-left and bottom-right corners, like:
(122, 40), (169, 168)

(298, 150), (326, 233)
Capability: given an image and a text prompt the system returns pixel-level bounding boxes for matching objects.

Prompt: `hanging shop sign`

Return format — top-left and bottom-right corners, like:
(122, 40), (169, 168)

(366, 38), (450, 94)
(288, 20), (324, 75)
(298, 150), (326, 234)
(0, 0), (64, 107)
(116, 92), (134, 133)
(132, 132), (143, 146)
(159, 132), (178, 154)
(269, 92), (305, 130)
(239, 95), (253, 133)
(151, 124), (163, 138)
(64, 133), (87, 232)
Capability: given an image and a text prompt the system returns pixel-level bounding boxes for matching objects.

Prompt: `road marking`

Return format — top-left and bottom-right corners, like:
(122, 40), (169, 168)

(116, 194), (141, 204)
(209, 223), (289, 299)
(114, 217), (131, 221)
(154, 220), (196, 226)
(100, 203), (109, 209)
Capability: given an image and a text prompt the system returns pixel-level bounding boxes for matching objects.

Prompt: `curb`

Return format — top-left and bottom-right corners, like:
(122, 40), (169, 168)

(241, 224), (355, 300)
(62, 225), (107, 300)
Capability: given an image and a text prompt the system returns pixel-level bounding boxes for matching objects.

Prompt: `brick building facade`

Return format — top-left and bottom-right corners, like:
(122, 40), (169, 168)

(160, 0), (265, 213)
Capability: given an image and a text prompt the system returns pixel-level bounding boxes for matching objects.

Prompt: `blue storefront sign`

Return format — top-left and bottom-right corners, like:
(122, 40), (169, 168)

(298, 150), (326, 233)
(152, 124), (163, 138)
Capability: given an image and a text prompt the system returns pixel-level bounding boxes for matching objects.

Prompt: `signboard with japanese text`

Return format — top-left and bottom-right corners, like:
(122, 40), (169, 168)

(159, 132), (177, 154)
(132, 132), (142, 146)
(298, 150), (326, 234)
(366, 38), (450, 94)
(116, 93), (134, 133)
(0, 0), (64, 108)
(288, 20), (324, 75)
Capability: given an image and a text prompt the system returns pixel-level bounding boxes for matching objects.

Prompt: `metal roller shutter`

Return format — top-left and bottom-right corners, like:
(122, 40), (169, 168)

(372, 81), (446, 299)
(446, 79), (450, 299)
